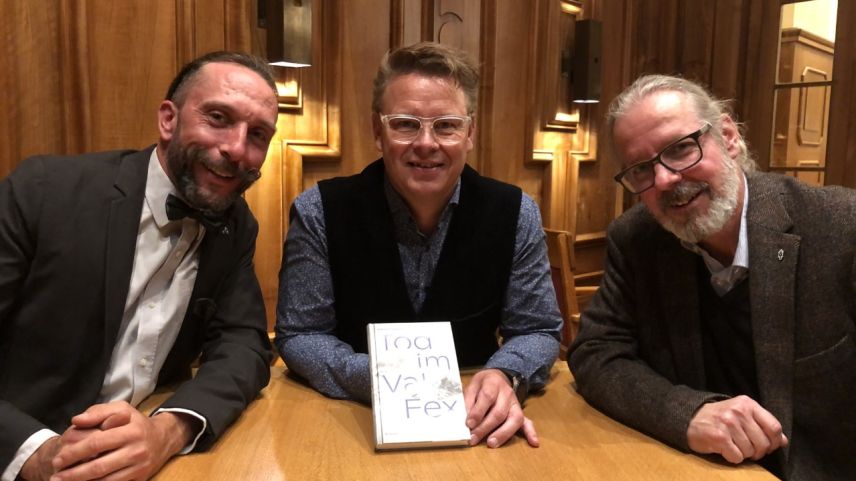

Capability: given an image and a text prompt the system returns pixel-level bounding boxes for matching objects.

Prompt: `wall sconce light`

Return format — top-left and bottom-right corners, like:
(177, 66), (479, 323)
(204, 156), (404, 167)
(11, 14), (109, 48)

(261, 0), (312, 68)
(569, 19), (602, 104)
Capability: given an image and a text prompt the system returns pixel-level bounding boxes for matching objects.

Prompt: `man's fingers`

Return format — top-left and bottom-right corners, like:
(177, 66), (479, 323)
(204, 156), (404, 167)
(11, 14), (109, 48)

(720, 440), (747, 464)
(71, 401), (134, 429)
(53, 427), (128, 471)
(521, 416), (540, 447)
(482, 403), (524, 448)
(463, 379), (480, 413)
(727, 419), (762, 461)
(752, 407), (786, 454)
(52, 444), (144, 481)
(466, 387), (497, 431)
(468, 399), (508, 445)
(687, 396), (789, 464)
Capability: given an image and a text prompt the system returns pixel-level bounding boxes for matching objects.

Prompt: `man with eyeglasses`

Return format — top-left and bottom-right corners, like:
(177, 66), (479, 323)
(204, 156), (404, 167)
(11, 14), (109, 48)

(568, 74), (856, 480)
(276, 42), (562, 448)
(0, 52), (276, 481)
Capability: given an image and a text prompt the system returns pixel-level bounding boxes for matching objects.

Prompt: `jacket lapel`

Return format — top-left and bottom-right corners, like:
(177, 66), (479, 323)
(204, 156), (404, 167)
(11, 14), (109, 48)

(191, 216), (236, 299)
(746, 173), (798, 455)
(103, 148), (152, 347)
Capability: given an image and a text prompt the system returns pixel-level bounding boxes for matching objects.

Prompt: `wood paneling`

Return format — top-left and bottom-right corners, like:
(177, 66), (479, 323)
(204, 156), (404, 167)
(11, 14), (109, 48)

(1, 1), (65, 174)
(10, 0), (843, 330)
(824, 0), (856, 187)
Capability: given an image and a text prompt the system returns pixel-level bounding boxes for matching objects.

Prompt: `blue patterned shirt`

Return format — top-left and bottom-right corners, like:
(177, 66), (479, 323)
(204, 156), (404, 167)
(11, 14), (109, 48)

(275, 177), (562, 403)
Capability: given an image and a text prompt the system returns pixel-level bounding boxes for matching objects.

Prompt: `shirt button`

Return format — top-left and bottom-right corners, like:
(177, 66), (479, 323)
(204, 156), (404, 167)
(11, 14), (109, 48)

(138, 358), (149, 368)
(148, 303), (155, 309)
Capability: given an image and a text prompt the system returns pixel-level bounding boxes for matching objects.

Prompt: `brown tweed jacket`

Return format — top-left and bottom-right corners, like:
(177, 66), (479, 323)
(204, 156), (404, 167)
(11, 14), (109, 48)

(568, 171), (856, 480)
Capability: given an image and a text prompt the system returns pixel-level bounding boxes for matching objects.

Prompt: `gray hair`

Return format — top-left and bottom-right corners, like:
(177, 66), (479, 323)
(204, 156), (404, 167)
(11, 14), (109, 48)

(371, 42), (479, 115)
(605, 74), (756, 172)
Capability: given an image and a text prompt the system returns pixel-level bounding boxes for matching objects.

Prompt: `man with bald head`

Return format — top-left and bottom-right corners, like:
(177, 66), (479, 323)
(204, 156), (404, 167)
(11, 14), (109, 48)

(569, 74), (856, 480)
(0, 51), (278, 481)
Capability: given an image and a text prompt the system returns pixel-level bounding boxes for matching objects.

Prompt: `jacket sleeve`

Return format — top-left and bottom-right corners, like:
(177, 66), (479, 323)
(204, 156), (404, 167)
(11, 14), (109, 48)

(567, 220), (726, 451)
(0, 158), (55, 467)
(156, 214), (273, 451)
(274, 188), (373, 403)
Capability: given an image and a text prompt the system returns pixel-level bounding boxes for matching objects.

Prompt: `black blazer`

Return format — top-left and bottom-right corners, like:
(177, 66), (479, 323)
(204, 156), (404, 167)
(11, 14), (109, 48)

(569, 172), (856, 480)
(0, 147), (272, 466)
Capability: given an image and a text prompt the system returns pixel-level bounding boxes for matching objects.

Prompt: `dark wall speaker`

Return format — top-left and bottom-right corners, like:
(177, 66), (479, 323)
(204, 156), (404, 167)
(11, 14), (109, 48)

(572, 19), (603, 103)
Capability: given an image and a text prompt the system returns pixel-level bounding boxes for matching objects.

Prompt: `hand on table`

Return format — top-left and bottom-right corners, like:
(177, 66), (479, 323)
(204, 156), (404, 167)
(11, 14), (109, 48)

(464, 368), (539, 448)
(687, 395), (788, 464)
(26, 401), (196, 481)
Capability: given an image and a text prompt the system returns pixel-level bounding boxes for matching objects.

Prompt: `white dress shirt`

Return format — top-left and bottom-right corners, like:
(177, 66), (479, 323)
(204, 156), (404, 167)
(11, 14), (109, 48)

(3, 150), (207, 481)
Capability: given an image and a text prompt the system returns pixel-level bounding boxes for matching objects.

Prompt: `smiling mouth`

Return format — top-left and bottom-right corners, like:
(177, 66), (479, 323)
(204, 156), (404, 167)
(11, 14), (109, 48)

(669, 191), (702, 208)
(407, 161), (443, 169)
(203, 161), (237, 180)
(661, 182), (708, 209)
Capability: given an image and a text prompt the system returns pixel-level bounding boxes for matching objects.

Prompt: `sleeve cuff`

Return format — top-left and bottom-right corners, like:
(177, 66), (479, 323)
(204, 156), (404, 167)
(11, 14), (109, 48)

(151, 408), (208, 455)
(494, 367), (529, 404)
(2, 429), (59, 481)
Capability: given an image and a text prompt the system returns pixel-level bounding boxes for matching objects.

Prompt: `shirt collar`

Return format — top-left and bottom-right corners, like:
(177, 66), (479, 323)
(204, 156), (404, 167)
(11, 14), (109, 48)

(383, 175), (461, 241)
(146, 149), (182, 230)
(680, 173), (750, 295)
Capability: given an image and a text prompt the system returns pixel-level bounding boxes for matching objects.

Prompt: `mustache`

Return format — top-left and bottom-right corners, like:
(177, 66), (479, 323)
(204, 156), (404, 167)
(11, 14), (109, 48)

(658, 181), (709, 209)
(193, 149), (259, 185)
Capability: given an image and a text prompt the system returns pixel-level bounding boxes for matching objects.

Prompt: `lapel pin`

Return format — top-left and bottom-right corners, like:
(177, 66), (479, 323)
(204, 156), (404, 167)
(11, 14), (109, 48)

(777, 249), (784, 261)
(221, 226), (230, 236)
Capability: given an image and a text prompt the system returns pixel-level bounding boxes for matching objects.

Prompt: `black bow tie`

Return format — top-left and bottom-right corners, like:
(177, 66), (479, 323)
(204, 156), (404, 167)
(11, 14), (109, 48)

(165, 194), (226, 232)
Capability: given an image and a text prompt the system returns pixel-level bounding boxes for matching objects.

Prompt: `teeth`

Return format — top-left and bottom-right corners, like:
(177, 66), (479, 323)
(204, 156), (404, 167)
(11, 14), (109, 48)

(409, 162), (439, 169)
(660, 182), (708, 209)
(207, 165), (235, 178)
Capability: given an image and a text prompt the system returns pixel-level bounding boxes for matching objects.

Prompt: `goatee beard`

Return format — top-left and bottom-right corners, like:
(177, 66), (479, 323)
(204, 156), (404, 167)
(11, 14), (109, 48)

(166, 140), (257, 216)
(653, 160), (740, 244)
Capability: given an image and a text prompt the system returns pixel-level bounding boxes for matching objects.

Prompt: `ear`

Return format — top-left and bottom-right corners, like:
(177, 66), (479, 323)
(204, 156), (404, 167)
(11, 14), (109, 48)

(719, 114), (741, 159)
(158, 100), (179, 143)
(465, 116), (477, 152)
(372, 113), (384, 152)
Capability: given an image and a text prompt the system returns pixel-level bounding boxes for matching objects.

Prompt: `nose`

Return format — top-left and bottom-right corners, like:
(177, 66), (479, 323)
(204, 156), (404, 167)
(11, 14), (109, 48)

(219, 124), (248, 164)
(410, 124), (439, 153)
(652, 162), (682, 191)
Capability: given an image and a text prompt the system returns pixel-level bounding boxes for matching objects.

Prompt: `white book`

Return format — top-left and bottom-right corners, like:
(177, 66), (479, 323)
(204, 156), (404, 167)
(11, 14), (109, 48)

(367, 321), (471, 450)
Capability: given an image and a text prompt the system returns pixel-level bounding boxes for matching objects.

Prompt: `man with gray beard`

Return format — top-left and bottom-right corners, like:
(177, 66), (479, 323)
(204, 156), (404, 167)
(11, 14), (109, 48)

(568, 75), (856, 481)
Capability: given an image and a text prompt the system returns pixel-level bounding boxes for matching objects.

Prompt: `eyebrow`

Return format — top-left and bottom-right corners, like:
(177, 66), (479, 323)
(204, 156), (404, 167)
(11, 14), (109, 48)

(199, 100), (278, 134)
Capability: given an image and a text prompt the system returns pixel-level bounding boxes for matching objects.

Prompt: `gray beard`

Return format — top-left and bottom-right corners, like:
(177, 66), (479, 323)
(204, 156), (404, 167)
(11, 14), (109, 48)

(653, 160), (740, 244)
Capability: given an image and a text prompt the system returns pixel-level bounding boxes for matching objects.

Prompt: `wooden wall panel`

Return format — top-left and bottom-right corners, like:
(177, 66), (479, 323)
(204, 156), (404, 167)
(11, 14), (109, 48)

(482, 0), (539, 195)
(301, 0), (387, 190)
(7, 0), (814, 329)
(61, 1), (178, 153)
(815, 0), (856, 188)
(1, 1), (65, 175)
(251, 0), (344, 325)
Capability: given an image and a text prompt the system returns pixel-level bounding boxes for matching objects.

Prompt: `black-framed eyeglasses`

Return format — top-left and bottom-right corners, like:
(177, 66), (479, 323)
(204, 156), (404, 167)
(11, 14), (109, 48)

(613, 123), (712, 194)
(379, 114), (472, 145)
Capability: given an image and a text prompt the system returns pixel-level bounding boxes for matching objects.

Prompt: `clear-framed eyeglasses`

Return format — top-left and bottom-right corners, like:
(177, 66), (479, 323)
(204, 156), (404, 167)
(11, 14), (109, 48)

(379, 114), (472, 145)
(613, 123), (712, 194)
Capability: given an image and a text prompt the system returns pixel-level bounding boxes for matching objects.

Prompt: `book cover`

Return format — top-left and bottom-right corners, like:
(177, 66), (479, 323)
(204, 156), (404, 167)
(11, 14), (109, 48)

(367, 321), (471, 450)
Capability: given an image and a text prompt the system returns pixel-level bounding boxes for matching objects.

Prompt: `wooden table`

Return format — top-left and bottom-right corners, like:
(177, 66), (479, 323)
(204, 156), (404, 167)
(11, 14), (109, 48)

(145, 362), (777, 480)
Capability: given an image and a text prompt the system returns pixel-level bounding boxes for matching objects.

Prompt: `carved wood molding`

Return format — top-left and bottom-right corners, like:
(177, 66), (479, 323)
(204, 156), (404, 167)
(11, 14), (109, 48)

(797, 66), (829, 147)
(274, 69), (304, 110)
(540, 0), (583, 132)
(282, 0), (342, 212)
(529, 0), (598, 235)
